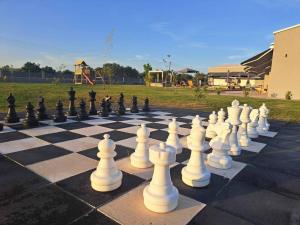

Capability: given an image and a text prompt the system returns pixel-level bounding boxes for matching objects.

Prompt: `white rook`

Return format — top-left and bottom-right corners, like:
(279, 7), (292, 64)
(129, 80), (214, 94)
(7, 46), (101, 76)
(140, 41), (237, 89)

(143, 143), (179, 213)
(130, 124), (153, 168)
(90, 134), (122, 192)
(166, 118), (182, 154)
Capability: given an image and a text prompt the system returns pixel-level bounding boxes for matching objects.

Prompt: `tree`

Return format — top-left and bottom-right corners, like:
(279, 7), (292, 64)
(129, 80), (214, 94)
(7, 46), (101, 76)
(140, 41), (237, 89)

(143, 63), (152, 86)
(41, 66), (56, 74)
(0, 65), (11, 75)
(62, 69), (74, 74)
(193, 72), (207, 86)
(21, 62), (41, 72)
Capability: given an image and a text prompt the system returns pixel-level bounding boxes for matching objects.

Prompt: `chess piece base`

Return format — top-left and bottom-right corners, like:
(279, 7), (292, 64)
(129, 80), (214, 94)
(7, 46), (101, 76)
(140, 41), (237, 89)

(207, 153), (232, 169)
(130, 154), (153, 168)
(239, 136), (250, 147)
(228, 146), (241, 156)
(90, 170), (122, 192)
(181, 167), (210, 187)
(143, 185), (178, 213)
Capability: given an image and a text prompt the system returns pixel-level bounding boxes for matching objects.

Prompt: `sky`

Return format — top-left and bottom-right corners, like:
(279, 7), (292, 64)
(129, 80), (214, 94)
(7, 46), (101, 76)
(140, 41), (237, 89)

(0, 0), (299, 72)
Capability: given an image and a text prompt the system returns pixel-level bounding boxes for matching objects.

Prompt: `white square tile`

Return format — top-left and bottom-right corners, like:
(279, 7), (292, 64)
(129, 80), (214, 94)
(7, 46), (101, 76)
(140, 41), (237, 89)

(151, 111), (172, 115)
(117, 126), (157, 134)
(99, 183), (206, 225)
(27, 153), (97, 182)
(259, 131), (277, 138)
(180, 115), (207, 121)
(54, 137), (99, 152)
(162, 127), (190, 136)
(116, 136), (161, 149)
(39, 119), (76, 126)
(153, 115), (175, 120)
(20, 126), (66, 136)
(121, 119), (152, 126)
(123, 114), (146, 119)
(156, 120), (185, 126)
(71, 126), (113, 136)
(0, 126), (15, 134)
(241, 141), (266, 153)
(0, 137), (50, 154)
(81, 118), (114, 125)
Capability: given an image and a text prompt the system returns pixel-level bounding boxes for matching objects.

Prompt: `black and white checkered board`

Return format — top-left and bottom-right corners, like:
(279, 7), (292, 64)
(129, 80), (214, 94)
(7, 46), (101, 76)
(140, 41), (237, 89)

(0, 109), (279, 225)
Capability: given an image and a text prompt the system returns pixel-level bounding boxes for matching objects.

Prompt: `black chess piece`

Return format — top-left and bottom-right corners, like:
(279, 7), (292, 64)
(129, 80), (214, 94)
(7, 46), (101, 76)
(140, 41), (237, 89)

(142, 97), (150, 112)
(105, 95), (112, 113)
(117, 92), (126, 115)
(5, 93), (20, 123)
(0, 123), (3, 131)
(36, 96), (48, 120)
(23, 102), (39, 128)
(77, 99), (89, 120)
(130, 96), (139, 113)
(53, 100), (67, 122)
(68, 87), (77, 116)
(89, 90), (97, 115)
(99, 98), (109, 117)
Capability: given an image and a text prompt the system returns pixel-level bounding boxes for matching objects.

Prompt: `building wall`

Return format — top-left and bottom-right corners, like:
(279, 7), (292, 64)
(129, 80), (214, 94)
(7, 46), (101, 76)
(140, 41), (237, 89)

(210, 78), (262, 87)
(208, 64), (246, 73)
(268, 26), (300, 99)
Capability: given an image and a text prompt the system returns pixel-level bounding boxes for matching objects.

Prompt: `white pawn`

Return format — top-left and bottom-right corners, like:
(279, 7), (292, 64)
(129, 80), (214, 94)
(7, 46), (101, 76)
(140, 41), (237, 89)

(207, 122), (232, 169)
(130, 124), (152, 168)
(239, 104), (251, 147)
(143, 143), (179, 213)
(206, 111), (218, 138)
(90, 134), (122, 192)
(217, 108), (226, 125)
(248, 109), (259, 138)
(166, 118), (182, 154)
(182, 115), (211, 187)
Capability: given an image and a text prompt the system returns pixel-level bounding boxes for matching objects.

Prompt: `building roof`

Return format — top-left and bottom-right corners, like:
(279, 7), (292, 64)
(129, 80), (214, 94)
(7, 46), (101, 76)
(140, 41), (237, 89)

(177, 68), (198, 73)
(75, 60), (88, 66)
(208, 64), (245, 73)
(273, 24), (300, 34)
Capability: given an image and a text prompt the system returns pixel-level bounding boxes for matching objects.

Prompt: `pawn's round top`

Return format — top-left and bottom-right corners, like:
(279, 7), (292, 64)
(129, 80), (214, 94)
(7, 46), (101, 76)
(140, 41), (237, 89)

(192, 115), (202, 127)
(218, 108), (226, 118)
(98, 134), (116, 153)
(168, 118), (178, 130)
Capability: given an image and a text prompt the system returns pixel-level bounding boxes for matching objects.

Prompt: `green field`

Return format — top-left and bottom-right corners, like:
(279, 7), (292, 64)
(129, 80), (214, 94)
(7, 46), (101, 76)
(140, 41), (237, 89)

(0, 83), (299, 122)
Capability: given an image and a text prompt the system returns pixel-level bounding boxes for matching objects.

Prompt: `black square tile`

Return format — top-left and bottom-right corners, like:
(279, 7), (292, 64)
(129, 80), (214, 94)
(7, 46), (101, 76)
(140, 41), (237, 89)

(79, 145), (134, 161)
(7, 122), (48, 131)
(37, 131), (85, 143)
(140, 117), (164, 123)
(176, 118), (192, 123)
(56, 122), (92, 130)
(176, 148), (191, 163)
(7, 145), (72, 166)
(231, 150), (257, 164)
(171, 164), (229, 204)
(212, 180), (300, 225)
(146, 122), (168, 130)
(149, 130), (169, 141)
(100, 122), (134, 129)
(180, 123), (192, 129)
(0, 184), (92, 225)
(57, 170), (144, 207)
(71, 210), (119, 225)
(0, 131), (30, 143)
(106, 116), (133, 122)
(91, 130), (135, 142)
(0, 155), (49, 202)
(188, 205), (255, 225)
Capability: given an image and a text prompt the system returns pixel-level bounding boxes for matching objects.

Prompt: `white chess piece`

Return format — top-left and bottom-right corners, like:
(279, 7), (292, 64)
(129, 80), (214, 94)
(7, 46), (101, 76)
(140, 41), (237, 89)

(90, 134), (123, 192)
(248, 109), (259, 138)
(166, 118), (182, 154)
(227, 99), (242, 156)
(257, 103), (270, 133)
(239, 104), (251, 147)
(207, 122), (232, 169)
(206, 111), (218, 138)
(182, 115), (211, 187)
(217, 108), (226, 125)
(130, 124), (152, 168)
(143, 143), (179, 213)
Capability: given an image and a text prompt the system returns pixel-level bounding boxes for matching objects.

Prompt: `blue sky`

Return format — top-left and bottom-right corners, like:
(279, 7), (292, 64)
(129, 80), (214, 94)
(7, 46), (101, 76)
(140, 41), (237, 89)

(0, 0), (299, 72)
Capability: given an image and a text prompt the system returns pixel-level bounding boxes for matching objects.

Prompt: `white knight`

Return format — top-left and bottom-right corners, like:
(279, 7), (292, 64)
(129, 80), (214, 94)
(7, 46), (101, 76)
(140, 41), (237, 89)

(239, 104), (252, 147)
(248, 109), (259, 138)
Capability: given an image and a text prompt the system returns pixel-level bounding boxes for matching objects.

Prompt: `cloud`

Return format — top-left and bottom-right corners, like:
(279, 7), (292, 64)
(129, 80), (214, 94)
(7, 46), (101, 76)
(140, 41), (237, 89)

(227, 48), (258, 61)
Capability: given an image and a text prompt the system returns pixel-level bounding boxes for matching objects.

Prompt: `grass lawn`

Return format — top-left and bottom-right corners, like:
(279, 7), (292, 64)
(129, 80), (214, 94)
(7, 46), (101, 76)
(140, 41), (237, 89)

(0, 82), (299, 122)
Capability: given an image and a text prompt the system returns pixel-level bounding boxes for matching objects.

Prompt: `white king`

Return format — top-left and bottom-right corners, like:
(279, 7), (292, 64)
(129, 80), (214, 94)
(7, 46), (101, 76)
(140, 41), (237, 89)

(182, 115), (211, 187)
(90, 134), (123, 192)
(130, 124), (153, 168)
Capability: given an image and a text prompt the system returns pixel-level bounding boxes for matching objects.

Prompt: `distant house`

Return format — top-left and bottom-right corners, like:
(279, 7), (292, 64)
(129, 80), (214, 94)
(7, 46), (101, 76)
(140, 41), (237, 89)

(242, 24), (300, 99)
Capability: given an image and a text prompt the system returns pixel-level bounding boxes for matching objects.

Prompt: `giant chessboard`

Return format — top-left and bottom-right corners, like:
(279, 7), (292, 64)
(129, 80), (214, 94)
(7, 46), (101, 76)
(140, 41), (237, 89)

(1, 109), (299, 225)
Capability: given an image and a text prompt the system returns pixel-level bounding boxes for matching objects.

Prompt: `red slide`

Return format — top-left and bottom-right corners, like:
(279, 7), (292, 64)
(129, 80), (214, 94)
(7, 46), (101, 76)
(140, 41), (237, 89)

(82, 69), (95, 85)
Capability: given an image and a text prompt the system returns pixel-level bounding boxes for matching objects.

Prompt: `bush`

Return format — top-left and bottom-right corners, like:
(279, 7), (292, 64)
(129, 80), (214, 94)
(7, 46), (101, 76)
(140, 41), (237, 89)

(285, 91), (292, 100)
(216, 87), (222, 95)
(194, 86), (208, 99)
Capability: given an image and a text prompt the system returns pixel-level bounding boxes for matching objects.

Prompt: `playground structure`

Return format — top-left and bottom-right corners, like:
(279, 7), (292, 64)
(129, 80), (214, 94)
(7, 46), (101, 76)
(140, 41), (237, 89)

(74, 60), (95, 85)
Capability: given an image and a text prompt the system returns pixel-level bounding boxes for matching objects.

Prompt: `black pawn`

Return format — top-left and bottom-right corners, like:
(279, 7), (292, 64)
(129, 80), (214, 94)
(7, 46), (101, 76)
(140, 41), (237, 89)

(142, 97), (150, 112)
(89, 90), (97, 115)
(36, 96), (48, 120)
(105, 95), (112, 113)
(117, 93), (126, 115)
(23, 102), (39, 128)
(53, 100), (67, 122)
(77, 99), (89, 120)
(5, 93), (20, 123)
(130, 96), (139, 113)
(68, 87), (77, 116)
(0, 123), (3, 131)
(99, 98), (109, 117)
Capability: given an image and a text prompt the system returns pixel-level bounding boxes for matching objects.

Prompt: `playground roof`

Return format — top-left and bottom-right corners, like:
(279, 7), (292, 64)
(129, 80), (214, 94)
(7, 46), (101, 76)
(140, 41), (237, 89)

(75, 60), (88, 66)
